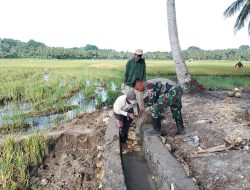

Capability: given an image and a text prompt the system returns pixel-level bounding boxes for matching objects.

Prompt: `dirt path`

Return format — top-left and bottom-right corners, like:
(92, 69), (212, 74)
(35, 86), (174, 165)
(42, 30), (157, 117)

(161, 89), (250, 190)
(29, 89), (250, 190)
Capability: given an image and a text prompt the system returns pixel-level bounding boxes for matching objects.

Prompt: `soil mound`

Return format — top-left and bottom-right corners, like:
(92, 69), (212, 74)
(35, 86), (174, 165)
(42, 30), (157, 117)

(29, 110), (109, 190)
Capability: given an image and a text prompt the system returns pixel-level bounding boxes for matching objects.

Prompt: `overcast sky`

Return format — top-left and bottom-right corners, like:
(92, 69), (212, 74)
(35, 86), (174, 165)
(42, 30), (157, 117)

(0, 0), (249, 52)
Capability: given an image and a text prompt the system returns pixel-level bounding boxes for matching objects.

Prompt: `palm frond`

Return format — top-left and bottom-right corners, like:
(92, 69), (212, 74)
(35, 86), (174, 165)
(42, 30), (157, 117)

(248, 21), (250, 36)
(224, 0), (246, 18)
(234, 3), (250, 33)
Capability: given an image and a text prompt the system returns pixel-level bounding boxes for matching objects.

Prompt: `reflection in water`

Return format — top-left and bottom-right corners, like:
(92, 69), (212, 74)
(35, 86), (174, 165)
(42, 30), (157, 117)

(0, 102), (32, 125)
(0, 81), (117, 131)
(111, 81), (117, 91)
(44, 73), (50, 85)
(86, 79), (91, 86)
(95, 86), (107, 102)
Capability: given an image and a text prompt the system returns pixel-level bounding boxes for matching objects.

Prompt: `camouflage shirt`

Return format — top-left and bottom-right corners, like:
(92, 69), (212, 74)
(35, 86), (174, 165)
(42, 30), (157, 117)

(144, 79), (183, 119)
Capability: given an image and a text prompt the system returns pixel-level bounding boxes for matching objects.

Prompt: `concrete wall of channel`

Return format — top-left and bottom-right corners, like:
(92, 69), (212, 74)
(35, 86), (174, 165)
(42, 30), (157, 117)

(102, 116), (127, 190)
(140, 124), (198, 190)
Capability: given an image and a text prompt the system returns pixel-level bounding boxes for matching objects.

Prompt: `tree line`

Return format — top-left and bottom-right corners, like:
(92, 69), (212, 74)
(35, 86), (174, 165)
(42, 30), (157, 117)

(0, 38), (250, 60)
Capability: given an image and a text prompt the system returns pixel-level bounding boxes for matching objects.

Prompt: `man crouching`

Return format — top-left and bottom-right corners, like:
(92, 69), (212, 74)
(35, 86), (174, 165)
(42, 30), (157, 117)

(113, 91), (137, 144)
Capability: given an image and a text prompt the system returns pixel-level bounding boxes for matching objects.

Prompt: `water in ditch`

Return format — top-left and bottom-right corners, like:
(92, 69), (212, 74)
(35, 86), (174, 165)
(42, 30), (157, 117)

(122, 151), (156, 190)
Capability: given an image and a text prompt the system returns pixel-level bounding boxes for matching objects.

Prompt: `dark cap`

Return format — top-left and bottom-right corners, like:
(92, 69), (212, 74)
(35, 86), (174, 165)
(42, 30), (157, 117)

(126, 91), (136, 100)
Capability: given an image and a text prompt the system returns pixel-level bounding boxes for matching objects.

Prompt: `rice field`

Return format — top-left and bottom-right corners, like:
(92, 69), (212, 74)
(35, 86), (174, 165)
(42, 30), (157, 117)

(0, 59), (249, 102)
(0, 58), (249, 130)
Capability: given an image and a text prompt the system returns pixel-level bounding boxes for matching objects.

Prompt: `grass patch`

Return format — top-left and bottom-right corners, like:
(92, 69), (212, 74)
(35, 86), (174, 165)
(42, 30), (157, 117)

(0, 133), (48, 189)
(196, 76), (250, 89)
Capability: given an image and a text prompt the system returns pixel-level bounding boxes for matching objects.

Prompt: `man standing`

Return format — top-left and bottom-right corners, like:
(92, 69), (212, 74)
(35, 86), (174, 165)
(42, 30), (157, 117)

(235, 61), (244, 68)
(124, 49), (146, 114)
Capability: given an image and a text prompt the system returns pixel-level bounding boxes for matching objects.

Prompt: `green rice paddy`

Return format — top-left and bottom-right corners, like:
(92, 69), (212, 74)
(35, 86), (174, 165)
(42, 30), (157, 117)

(0, 58), (249, 121)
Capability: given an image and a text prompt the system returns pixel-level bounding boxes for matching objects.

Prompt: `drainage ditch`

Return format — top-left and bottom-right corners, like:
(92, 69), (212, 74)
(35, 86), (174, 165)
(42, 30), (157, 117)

(122, 151), (156, 190)
(103, 116), (198, 190)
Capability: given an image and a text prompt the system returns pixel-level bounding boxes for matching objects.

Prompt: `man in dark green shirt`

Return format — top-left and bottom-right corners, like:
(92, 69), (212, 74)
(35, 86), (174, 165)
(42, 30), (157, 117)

(124, 49), (146, 114)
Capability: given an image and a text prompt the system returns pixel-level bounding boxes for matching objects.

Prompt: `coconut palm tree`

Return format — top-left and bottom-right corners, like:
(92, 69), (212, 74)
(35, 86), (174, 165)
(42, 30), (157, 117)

(224, 0), (250, 35)
(166, 0), (192, 84)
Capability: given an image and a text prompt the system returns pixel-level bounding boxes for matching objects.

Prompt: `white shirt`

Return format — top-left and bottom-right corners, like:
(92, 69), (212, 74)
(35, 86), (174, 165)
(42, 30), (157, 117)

(113, 95), (137, 116)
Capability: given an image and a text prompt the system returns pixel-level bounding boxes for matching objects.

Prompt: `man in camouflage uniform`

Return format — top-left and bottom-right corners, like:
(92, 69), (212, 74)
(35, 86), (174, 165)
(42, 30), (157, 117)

(144, 78), (186, 136)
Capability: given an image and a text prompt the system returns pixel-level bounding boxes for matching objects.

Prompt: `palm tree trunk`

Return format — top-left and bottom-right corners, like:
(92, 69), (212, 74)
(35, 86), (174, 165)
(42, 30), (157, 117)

(167, 0), (191, 84)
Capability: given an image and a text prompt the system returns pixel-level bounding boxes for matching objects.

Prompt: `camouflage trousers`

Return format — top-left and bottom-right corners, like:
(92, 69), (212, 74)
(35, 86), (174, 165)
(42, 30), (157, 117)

(151, 98), (182, 120)
(150, 86), (183, 120)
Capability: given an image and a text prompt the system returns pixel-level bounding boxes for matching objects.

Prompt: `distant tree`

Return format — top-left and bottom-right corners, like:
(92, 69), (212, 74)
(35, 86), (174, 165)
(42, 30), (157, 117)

(239, 45), (250, 50)
(187, 46), (202, 51)
(224, 0), (250, 35)
(166, 0), (191, 84)
(84, 44), (98, 51)
(0, 38), (26, 58)
(27, 39), (46, 48)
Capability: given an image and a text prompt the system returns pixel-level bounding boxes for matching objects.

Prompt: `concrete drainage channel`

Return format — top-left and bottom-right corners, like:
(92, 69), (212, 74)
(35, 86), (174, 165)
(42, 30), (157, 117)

(122, 151), (156, 190)
(102, 117), (198, 190)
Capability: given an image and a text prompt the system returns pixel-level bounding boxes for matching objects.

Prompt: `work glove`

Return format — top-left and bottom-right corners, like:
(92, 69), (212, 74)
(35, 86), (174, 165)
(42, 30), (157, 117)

(116, 120), (124, 128)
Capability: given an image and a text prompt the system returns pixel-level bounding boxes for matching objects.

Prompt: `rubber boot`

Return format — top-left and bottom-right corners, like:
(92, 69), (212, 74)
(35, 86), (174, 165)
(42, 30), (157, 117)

(175, 118), (185, 135)
(145, 118), (161, 136)
(153, 118), (161, 132)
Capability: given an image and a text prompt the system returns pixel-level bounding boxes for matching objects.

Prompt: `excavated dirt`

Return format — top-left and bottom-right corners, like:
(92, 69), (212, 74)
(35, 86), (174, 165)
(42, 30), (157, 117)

(161, 89), (250, 190)
(29, 89), (250, 190)
(29, 110), (111, 190)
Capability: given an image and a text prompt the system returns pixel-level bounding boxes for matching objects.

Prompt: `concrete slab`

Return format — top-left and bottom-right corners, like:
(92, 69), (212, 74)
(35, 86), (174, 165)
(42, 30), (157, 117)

(141, 124), (198, 190)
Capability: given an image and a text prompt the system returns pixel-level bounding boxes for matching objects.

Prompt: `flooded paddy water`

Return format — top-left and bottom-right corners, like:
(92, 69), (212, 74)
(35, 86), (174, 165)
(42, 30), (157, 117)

(0, 77), (119, 133)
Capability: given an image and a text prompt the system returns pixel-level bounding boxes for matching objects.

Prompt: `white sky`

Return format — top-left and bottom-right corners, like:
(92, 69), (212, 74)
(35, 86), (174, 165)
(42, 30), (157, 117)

(0, 0), (249, 52)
